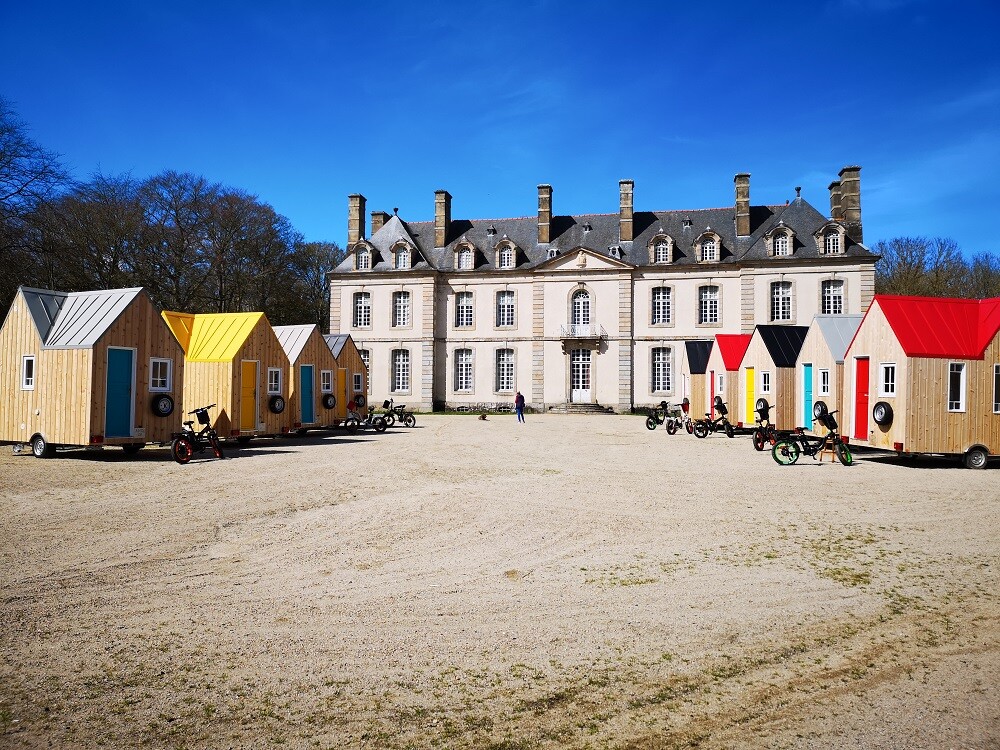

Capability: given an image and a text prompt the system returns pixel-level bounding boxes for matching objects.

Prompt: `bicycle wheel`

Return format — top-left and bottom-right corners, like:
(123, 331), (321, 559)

(403, 414), (416, 428)
(383, 412), (395, 428)
(771, 440), (800, 466)
(685, 420), (694, 435)
(666, 419), (678, 435)
(645, 416), (657, 431)
(209, 434), (224, 459)
(374, 417), (387, 433)
(693, 421), (709, 439)
(834, 441), (853, 466)
(345, 417), (360, 433)
(171, 437), (193, 465)
(725, 422), (735, 439)
(752, 429), (765, 451)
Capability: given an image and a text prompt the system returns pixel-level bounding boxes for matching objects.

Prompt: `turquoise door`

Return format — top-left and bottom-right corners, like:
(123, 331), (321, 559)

(300, 365), (315, 424)
(106, 348), (134, 438)
(803, 363), (813, 431)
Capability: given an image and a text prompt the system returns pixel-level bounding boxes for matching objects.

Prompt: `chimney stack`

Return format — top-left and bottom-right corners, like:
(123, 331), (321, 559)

(348, 194), (366, 245)
(619, 179), (634, 243)
(370, 210), (389, 235)
(838, 166), (863, 243)
(537, 184), (552, 244)
(828, 181), (843, 220)
(434, 190), (452, 248)
(734, 173), (751, 237)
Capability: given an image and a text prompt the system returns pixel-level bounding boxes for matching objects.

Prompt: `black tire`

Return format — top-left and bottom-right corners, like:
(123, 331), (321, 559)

(237, 436), (253, 446)
(383, 412), (396, 428)
(295, 428), (308, 437)
(725, 422), (735, 438)
(772, 440), (800, 466)
(31, 435), (55, 459)
(403, 414), (416, 428)
(209, 435), (224, 459)
(171, 437), (193, 464)
(872, 401), (893, 427)
(964, 446), (989, 470)
(122, 443), (143, 456)
(322, 394), (336, 410)
(151, 394), (174, 418)
(354, 394), (366, 408)
(345, 417), (360, 433)
(752, 430), (765, 451)
(755, 398), (769, 412)
(666, 419), (678, 435)
(645, 416), (657, 431)
(685, 420), (694, 435)
(834, 441), (853, 466)
(374, 417), (387, 433)
(693, 421), (709, 439)
(268, 395), (286, 414)
(813, 400), (828, 419)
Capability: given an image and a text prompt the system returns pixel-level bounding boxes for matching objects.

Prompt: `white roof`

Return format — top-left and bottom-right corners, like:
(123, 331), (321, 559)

(273, 324), (316, 363)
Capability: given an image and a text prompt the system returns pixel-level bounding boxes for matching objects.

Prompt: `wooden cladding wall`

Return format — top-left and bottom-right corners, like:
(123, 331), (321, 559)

(288, 330), (339, 426)
(334, 337), (369, 410)
(798, 325), (843, 434)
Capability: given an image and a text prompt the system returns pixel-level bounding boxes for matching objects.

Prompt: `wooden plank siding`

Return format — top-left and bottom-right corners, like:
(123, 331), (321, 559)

(740, 335), (798, 430)
(286, 329), (339, 428)
(705, 344), (741, 424)
(333, 336), (370, 414)
(797, 324), (842, 434)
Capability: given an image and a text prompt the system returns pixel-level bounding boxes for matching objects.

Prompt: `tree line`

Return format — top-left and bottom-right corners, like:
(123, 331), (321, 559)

(1, 98), (344, 327)
(871, 237), (1000, 299)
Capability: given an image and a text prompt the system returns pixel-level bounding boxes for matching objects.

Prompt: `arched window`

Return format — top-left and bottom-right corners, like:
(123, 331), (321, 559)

(457, 246), (473, 270)
(571, 289), (591, 328)
(356, 247), (371, 270)
(498, 244), (514, 269)
(393, 246), (410, 269)
(770, 281), (792, 321)
(701, 238), (717, 262)
(655, 241), (670, 263)
(774, 233), (790, 256)
(825, 233), (841, 254)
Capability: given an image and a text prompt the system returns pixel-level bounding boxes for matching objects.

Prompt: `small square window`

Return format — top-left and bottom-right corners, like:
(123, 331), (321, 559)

(761, 371), (771, 394)
(21, 355), (35, 390)
(267, 368), (282, 395)
(320, 370), (333, 393)
(150, 358), (172, 392)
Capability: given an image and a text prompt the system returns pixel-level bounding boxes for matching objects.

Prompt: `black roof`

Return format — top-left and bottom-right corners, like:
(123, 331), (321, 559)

(756, 325), (810, 368)
(685, 340), (714, 374)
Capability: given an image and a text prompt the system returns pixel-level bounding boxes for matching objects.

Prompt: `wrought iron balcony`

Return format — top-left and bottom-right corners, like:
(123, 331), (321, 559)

(559, 323), (608, 340)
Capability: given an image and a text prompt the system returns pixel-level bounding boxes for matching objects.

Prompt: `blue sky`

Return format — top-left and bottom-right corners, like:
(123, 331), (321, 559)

(3, 0), (999, 253)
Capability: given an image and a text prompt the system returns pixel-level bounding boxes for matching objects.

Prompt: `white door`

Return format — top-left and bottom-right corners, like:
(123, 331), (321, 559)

(570, 349), (591, 402)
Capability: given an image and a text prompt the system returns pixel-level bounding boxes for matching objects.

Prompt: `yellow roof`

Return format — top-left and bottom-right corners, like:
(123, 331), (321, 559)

(161, 311), (265, 361)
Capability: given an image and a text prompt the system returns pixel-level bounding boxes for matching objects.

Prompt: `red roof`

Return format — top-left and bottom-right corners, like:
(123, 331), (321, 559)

(874, 295), (1000, 359)
(714, 334), (752, 370)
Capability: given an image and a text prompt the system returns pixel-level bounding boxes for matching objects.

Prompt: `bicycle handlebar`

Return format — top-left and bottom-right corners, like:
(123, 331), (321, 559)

(188, 404), (216, 414)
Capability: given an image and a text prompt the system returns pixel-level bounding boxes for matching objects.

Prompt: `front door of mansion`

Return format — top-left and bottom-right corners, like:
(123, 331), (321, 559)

(570, 348), (592, 402)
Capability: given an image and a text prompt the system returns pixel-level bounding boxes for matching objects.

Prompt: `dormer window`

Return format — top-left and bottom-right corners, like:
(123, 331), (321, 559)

(814, 223), (847, 255)
(774, 233), (790, 256)
(648, 234), (674, 264)
(825, 232), (840, 254)
(695, 232), (722, 263)
(547, 248), (559, 260)
(356, 247), (371, 270)
(457, 245), (474, 270)
(498, 244), (514, 269)
(655, 242), (670, 262)
(393, 244), (411, 270)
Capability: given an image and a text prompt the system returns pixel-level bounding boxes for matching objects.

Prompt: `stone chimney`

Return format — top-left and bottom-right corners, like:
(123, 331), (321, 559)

(838, 166), (862, 243)
(734, 173), (751, 237)
(619, 179), (634, 243)
(828, 181), (843, 220)
(370, 210), (389, 235)
(434, 190), (451, 248)
(537, 184), (552, 244)
(348, 193), (366, 245)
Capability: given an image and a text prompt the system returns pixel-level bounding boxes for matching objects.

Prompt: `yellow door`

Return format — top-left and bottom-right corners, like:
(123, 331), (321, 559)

(745, 367), (755, 424)
(240, 361), (258, 430)
(336, 368), (348, 419)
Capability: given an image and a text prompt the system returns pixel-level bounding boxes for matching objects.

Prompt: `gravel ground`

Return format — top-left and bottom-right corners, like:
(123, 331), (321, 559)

(1, 414), (998, 749)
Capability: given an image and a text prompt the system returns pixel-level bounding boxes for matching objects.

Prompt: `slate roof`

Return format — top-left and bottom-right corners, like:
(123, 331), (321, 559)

(755, 325), (810, 368)
(714, 334), (753, 371)
(334, 194), (874, 275)
(867, 295), (1000, 359)
(684, 340), (714, 375)
(19, 286), (144, 349)
(812, 314), (864, 363)
(274, 324), (316, 364)
(323, 334), (349, 358)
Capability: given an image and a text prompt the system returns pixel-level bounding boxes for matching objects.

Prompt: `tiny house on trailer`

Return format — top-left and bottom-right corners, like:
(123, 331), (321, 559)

(0, 286), (184, 457)
(681, 340), (713, 417)
(323, 334), (369, 422)
(841, 295), (1000, 468)
(797, 315), (863, 434)
(739, 325), (810, 431)
(162, 311), (290, 440)
(273, 324), (340, 433)
(705, 334), (752, 423)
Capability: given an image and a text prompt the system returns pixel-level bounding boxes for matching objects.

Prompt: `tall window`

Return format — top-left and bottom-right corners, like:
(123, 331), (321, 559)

(393, 246), (409, 269)
(457, 246), (473, 270)
(454, 348), (473, 391)
(353, 373), (363, 393)
(455, 291), (473, 327)
(496, 290), (515, 327)
(994, 364), (1000, 413)
(359, 349), (371, 394)
(150, 358), (172, 391)
(353, 292), (371, 327)
(495, 348), (514, 392)
(948, 363), (966, 412)
(654, 241), (670, 263)
(701, 238), (717, 262)
(770, 281), (792, 321)
(651, 286), (671, 325)
(819, 369), (830, 396)
(821, 280), (844, 315)
(392, 291), (410, 327)
(267, 368), (282, 394)
(356, 248), (371, 270)
(774, 233), (790, 256)
(391, 349), (410, 393)
(21, 355), (35, 390)
(320, 370), (333, 393)
(825, 233), (841, 254)
(651, 347), (672, 393)
(498, 245), (514, 269)
(698, 286), (719, 325)
(571, 289), (591, 326)
(879, 363), (896, 396)
(761, 371), (771, 394)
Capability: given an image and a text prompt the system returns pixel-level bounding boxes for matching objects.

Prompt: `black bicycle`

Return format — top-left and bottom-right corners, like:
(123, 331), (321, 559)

(645, 400), (685, 434)
(170, 404), (224, 464)
(380, 398), (416, 428)
(771, 401), (852, 466)
(693, 397), (735, 439)
(751, 398), (779, 451)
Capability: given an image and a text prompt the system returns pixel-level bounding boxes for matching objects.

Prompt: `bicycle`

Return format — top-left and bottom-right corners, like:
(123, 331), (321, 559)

(343, 402), (387, 433)
(380, 398), (416, 428)
(645, 401), (685, 434)
(693, 397), (735, 439)
(170, 404), (224, 464)
(771, 402), (853, 466)
(751, 398), (779, 451)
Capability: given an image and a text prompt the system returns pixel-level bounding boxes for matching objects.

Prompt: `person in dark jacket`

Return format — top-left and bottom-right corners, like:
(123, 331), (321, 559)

(515, 391), (525, 423)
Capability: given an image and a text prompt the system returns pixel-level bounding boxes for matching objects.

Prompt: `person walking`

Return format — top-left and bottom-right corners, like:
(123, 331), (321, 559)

(515, 391), (525, 423)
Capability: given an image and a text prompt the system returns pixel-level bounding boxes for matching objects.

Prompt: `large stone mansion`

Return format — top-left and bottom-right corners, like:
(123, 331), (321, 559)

(327, 168), (876, 412)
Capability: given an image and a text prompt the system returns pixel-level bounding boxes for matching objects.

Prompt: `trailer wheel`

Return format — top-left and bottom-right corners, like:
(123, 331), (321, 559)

(31, 435), (55, 459)
(964, 446), (989, 470)
(268, 395), (286, 414)
(872, 401), (893, 427)
(813, 400), (828, 419)
(322, 394), (336, 410)
(151, 394), (174, 417)
(237, 436), (253, 446)
(354, 394), (366, 407)
(755, 398), (769, 412)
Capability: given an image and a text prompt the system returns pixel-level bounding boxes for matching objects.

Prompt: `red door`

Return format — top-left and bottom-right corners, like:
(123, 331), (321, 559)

(854, 358), (870, 440)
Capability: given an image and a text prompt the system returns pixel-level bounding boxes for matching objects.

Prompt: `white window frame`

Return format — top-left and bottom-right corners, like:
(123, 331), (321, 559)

(353, 292), (371, 328)
(149, 357), (172, 392)
(879, 363), (897, 397)
(701, 238), (717, 262)
(717, 373), (725, 394)
(821, 280), (844, 315)
(994, 364), (1000, 414)
(651, 286), (671, 325)
(819, 369), (830, 396)
(774, 233), (790, 256)
(698, 285), (719, 325)
(770, 281), (792, 322)
(457, 246), (473, 270)
(267, 368), (282, 395)
(359, 349), (372, 394)
(948, 362), (966, 412)
(356, 248), (371, 270)
(496, 290), (515, 328)
(495, 348), (514, 392)
(654, 241), (670, 263)
(320, 370), (333, 393)
(353, 373), (363, 393)
(391, 349), (410, 393)
(392, 291), (411, 328)
(825, 233), (841, 254)
(21, 355), (35, 390)
(454, 348), (473, 392)
(651, 347), (672, 393)
(455, 291), (473, 328)
(393, 247), (410, 270)
(761, 371), (772, 394)
(498, 245), (514, 269)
